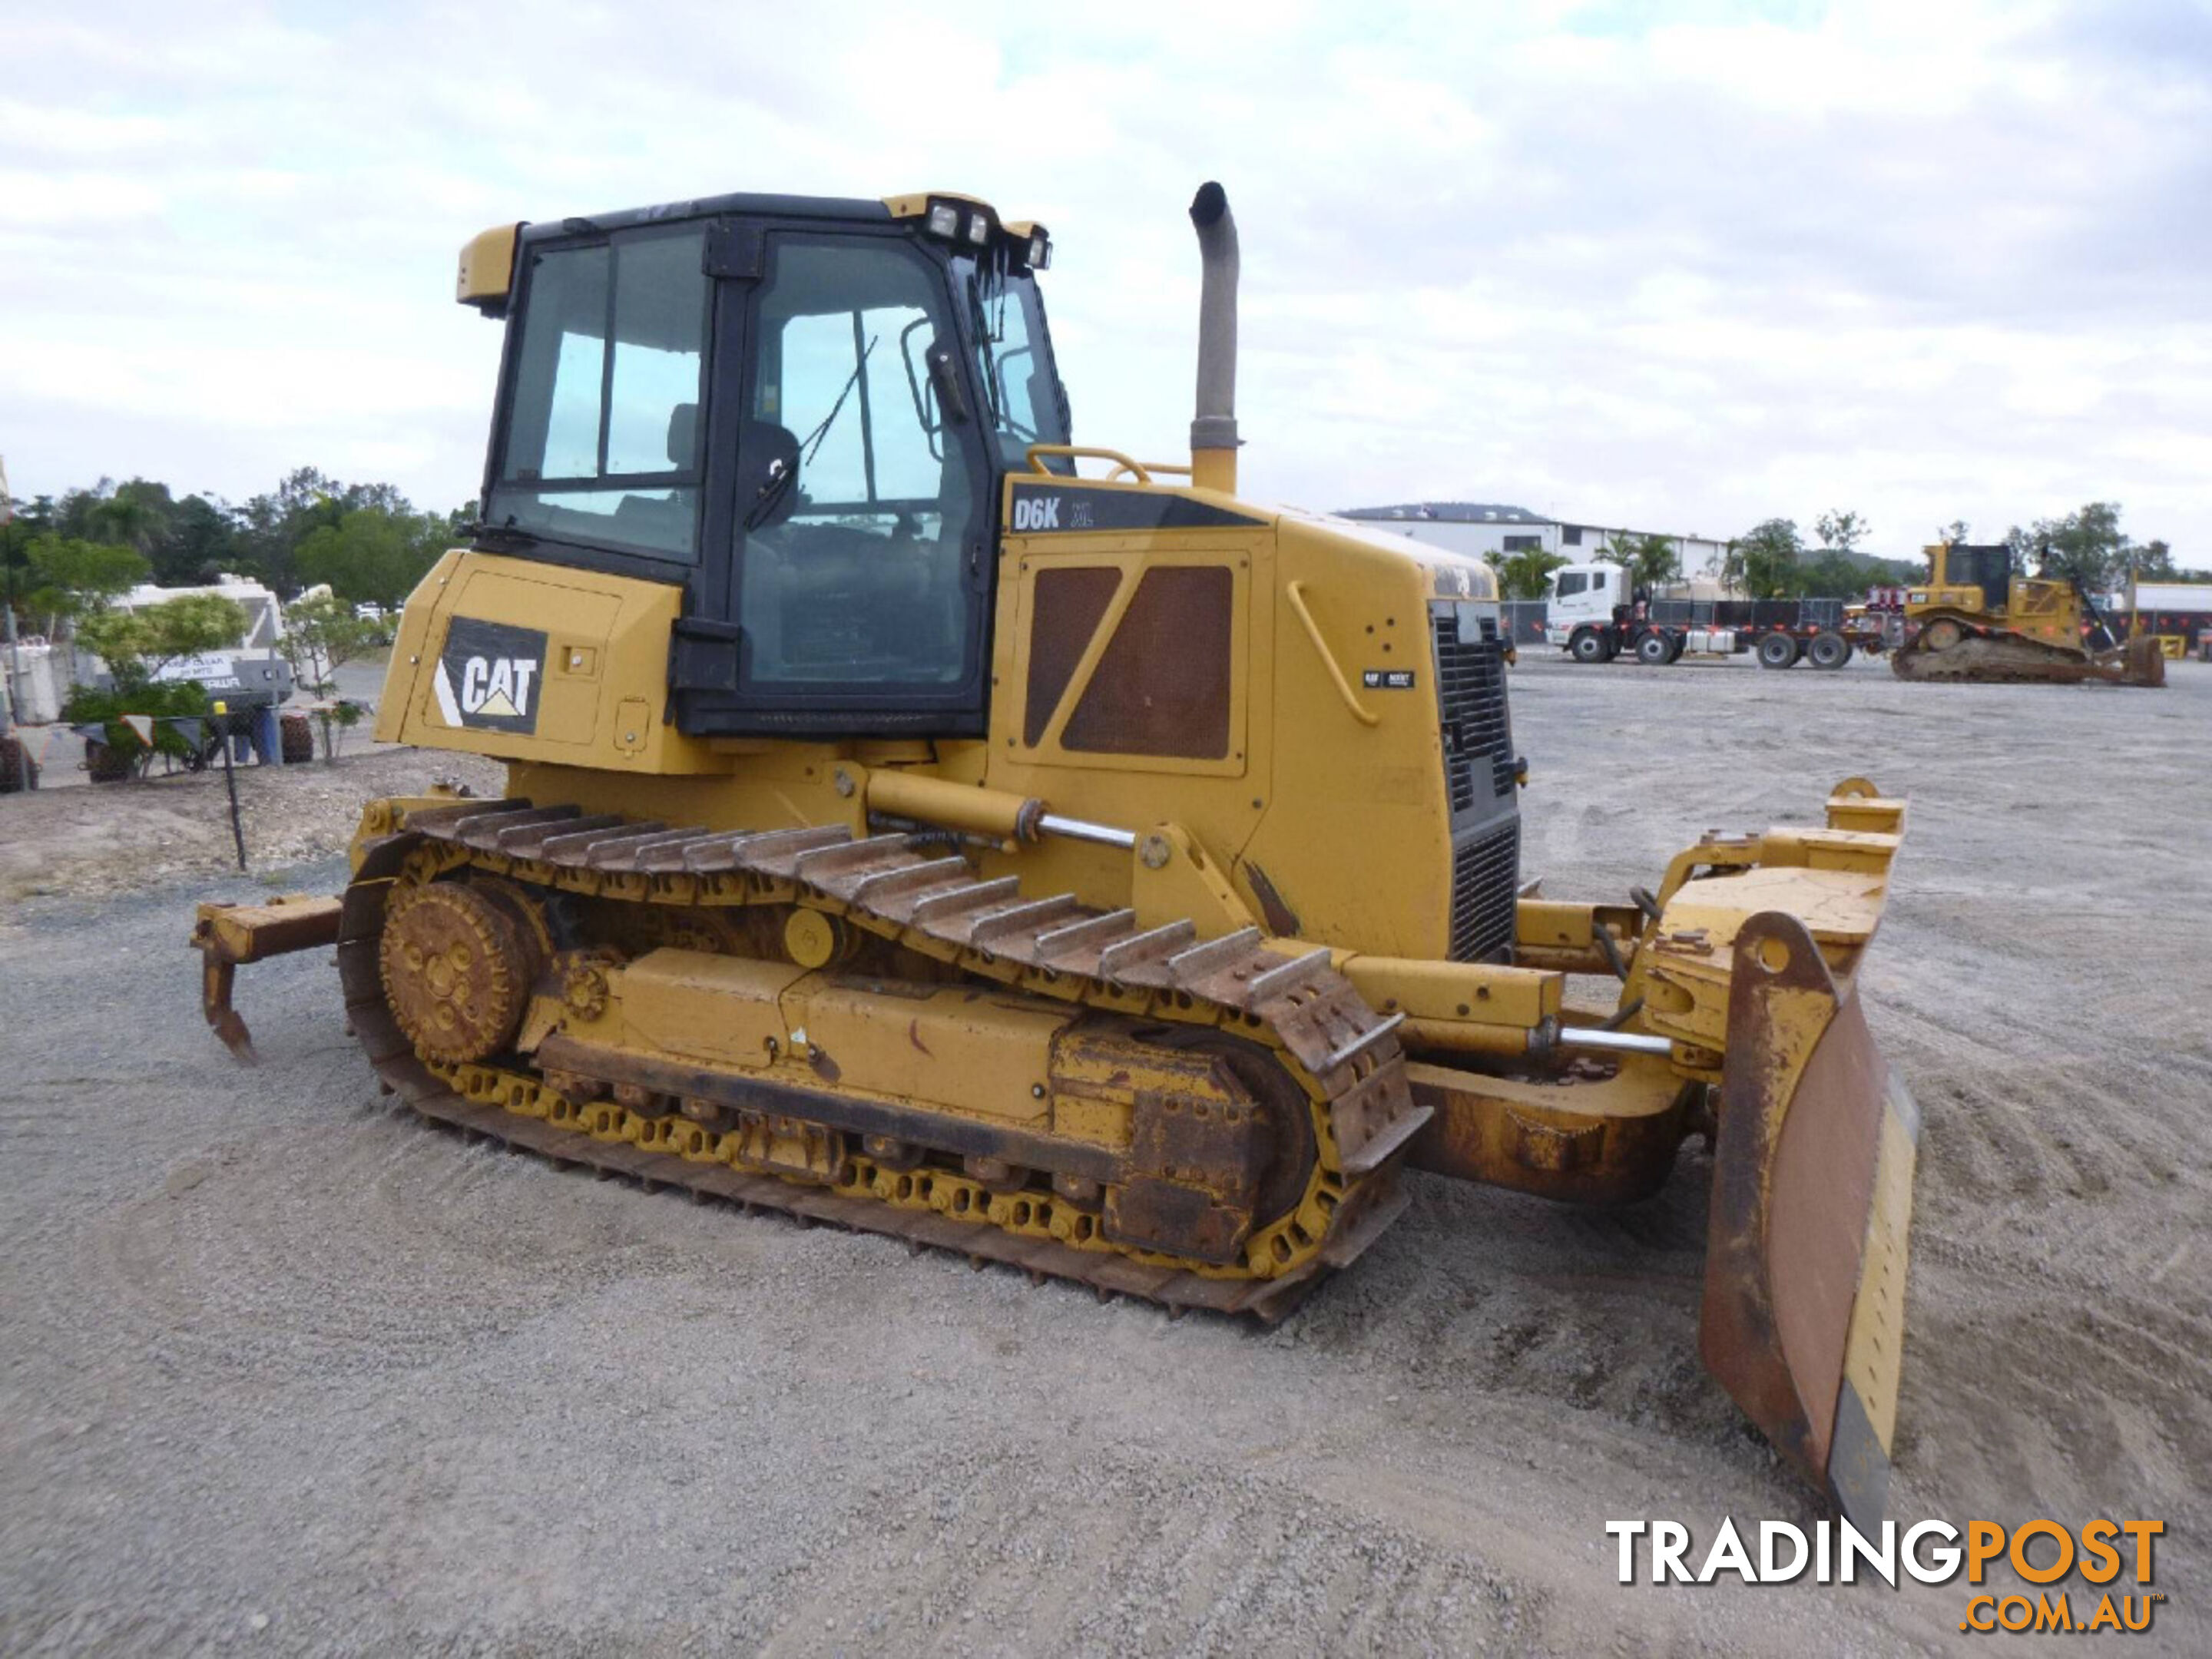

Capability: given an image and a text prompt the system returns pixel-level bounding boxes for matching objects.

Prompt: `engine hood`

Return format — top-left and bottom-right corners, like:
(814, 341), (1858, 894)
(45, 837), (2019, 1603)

(1275, 504), (1502, 603)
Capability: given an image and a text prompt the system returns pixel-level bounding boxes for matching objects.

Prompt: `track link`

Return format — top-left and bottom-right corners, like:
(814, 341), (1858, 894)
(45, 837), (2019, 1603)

(336, 798), (1428, 1320)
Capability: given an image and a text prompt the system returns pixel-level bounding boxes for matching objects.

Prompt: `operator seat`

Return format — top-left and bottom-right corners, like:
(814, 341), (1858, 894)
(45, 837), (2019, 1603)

(608, 402), (710, 553)
(666, 402), (698, 470)
(735, 419), (801, 528)
(734, 402), (972, 686)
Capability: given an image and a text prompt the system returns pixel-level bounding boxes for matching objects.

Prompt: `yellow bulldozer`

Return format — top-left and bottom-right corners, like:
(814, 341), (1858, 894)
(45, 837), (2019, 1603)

(192, 183), (1919, 1523)
(1892, 541), (2165, 685)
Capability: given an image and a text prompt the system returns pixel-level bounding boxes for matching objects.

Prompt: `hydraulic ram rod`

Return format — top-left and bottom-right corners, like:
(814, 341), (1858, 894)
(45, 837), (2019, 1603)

(1555, 1026), (1674, 1056)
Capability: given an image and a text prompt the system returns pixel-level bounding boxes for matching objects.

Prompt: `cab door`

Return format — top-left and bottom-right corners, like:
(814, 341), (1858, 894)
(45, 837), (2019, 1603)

(672, 227), (995, 737)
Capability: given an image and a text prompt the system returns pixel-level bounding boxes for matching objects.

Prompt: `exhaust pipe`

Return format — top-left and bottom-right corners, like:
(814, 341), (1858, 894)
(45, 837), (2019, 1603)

(1188, 180), (1240, 495)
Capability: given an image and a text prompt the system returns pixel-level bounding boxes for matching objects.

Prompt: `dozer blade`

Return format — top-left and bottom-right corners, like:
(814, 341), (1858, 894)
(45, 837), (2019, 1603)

(1892, 629), (2166, 687)
(2115, 634), (2167, 687)
(1700, 911), (1919, 1528)
(190, 895), (345, 1061)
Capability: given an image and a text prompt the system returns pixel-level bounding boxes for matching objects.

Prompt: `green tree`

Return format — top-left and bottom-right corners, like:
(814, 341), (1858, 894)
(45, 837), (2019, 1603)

(1813, 509), (1869, 557)
(1610, 531), (1680, 592)
(23, 536), (151, 634)
(1797, 549), (1916, 599)
(2008, 502), (2134, 591)
(1487, 545), (1570, 600)
(234, 466), (346, 594)
(51, 481), (112, 541)
(279, 592), (379, 690)
(89, 478), (177, 555)
(296, 505), (445, 610)
(1721, 518), (1803, 597)
(2131, 539), (2178, 581)
(150, 493), (242, 584)
(1936, 518), (1969, 548)
(235, 468), (429, 595)
(279, 593), (380, 760)
(7, 468), (477, 636)
(1, 493), (55, 634)
(78, 594), (247, 693)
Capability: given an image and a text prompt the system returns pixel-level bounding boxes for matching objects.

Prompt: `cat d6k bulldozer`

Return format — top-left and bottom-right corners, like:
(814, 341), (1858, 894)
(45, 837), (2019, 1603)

(192, 183), (1920, 1523)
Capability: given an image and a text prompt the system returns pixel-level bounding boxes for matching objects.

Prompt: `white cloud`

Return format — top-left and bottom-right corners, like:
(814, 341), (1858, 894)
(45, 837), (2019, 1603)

(0, 0), (2205, 565)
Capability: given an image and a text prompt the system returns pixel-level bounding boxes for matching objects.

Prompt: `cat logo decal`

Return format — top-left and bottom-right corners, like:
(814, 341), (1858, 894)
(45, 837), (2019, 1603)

(432, 618), (548, 735)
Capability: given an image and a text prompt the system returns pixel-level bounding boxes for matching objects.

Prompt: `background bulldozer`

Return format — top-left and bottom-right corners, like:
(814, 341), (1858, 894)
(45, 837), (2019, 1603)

(193, 182), (1920, 1524)
(1892, 541), (2165, 685)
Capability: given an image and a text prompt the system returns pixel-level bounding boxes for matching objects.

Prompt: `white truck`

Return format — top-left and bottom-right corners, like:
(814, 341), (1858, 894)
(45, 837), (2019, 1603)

(1541, 560), (1865, 668)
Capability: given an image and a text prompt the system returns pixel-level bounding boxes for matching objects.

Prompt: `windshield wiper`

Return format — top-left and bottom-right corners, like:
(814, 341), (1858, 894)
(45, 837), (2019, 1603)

(475, 518), (540, 549)
(799, 335), (876, 466)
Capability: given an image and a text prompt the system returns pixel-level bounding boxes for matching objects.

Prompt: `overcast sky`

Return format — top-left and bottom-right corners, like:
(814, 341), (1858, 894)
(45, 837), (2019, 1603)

(5, 0), (2207, 566)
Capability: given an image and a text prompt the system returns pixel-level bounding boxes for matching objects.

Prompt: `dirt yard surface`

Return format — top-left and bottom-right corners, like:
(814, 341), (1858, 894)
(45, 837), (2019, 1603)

(3, 654), (2206, 1654)
(0, 746), (505, 905)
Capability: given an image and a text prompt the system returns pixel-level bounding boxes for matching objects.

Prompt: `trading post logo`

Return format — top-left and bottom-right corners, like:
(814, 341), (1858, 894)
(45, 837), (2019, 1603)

(432, 618), (548, 737)
(1607, 1518), (2167, 1635)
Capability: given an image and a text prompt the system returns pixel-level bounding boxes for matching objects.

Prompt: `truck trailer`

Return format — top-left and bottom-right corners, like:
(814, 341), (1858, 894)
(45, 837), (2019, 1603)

(1542, 561), (1896, 669)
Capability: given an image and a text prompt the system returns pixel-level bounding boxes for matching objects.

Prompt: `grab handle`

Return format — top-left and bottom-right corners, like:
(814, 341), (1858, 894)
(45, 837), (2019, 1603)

(1284, 581), (1380, 728)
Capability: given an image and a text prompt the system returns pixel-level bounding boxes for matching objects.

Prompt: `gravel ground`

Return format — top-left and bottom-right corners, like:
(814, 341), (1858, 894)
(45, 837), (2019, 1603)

(2, 652), (2207, 1655)
(0, 747), (505, 904)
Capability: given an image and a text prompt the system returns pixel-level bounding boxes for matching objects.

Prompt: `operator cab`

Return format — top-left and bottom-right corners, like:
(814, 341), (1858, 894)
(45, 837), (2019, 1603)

(1543, 560), (1624, 624)
(1930, 543), (2012, 612)
(461, 191), (1070, 737)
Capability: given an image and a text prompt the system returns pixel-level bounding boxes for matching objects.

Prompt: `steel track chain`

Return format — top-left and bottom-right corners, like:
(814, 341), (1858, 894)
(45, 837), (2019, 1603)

(335, 798), (1428, 1319)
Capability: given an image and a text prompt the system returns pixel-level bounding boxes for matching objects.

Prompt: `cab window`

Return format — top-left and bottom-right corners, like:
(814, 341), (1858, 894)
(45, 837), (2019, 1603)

(953, 254), (1069, 472)
(1555, 571), (1589, 598)
(490, 227), (710, 560)
(736, 236), (984, 691)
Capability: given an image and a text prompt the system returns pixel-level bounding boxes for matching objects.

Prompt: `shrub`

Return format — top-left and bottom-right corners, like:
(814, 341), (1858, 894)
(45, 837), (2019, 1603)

(78, 594), (247, 693)
(61, 679), (216, 774)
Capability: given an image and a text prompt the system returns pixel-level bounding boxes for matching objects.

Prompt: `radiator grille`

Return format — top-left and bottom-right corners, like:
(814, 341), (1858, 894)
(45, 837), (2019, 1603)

(1431, 605), (1521, 963)
(1432, 610), (1517, 813)
(1450, 817), (1521, 962)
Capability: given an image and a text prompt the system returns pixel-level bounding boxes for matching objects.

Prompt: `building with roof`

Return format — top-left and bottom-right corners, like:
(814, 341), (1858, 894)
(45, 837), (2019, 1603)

(1339, 502), (1730, 575)
(2109, 581), (2212, 657)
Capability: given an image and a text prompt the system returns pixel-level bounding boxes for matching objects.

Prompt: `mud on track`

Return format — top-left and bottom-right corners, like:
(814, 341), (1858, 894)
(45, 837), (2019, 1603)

(2, 652), (2207, 1654)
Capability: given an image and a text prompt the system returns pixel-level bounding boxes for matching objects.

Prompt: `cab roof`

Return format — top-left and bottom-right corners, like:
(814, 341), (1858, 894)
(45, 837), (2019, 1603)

(517, 190), (894, 245)
(461, 190), (1047, 313)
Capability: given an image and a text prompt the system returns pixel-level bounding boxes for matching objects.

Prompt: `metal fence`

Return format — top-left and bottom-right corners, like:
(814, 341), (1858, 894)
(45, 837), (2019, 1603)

(1503, 601), (1549, 644)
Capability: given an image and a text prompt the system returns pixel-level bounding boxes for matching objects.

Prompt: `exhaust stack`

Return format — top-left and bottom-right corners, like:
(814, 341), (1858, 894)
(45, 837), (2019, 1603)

(1188, 181), (1240, 495)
